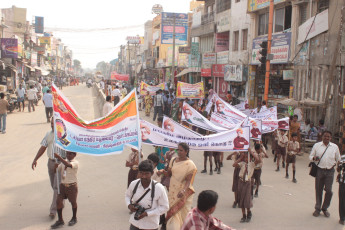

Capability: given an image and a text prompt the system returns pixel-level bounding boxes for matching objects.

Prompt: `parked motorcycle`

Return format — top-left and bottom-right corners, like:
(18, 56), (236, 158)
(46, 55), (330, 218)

(6, 94), (18, 113)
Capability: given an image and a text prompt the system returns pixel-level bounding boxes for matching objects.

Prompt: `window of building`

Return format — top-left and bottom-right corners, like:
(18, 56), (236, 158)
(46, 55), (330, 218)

(216, 0), (231, 14)
(318, 0), (329, 13)
(299, 4), (307, 25)
(242, 29), (248, 50)
(258, 12), (269, 36)
(258, 6), (292, 35)
(233, 31), (239, 51)
(235, 0), (241, 3)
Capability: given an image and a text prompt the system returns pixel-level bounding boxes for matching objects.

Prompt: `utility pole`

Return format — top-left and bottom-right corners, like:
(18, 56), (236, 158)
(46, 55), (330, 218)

(171, 13), (176, 85)
(322, 0), (345, 120)
(264, 0), (274, 102)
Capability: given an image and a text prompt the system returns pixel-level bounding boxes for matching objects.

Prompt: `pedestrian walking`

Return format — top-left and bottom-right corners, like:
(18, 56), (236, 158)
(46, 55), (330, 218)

(337, 155), (345, 225)
(165, 143), (197, 230)
(111, 85), (121, 106)
(181, 190), (234, 230)
(51, 151), (79, 229)
(144, 92), (152, 117)
(310, 131), (341, 218)
(126, 148), (143, 188)
(102, 96), (113, 117)
(31, 119), (66, 218)
(276, 129), (288, 171)
(0, 92), (9, 134)
(153, 90), (164, 122)
(286, 133), (300, 183)
(251, 143), (268, 198)
(16, 84), (26, 112)
(125, 160), (169, 230)
(27, 85), (38, 112)
(42, 89), (53, 123)
(227, 152), (242, 208)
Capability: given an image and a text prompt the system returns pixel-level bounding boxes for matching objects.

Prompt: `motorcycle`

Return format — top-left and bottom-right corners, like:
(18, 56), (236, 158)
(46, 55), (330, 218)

(6, 94), (18, 113)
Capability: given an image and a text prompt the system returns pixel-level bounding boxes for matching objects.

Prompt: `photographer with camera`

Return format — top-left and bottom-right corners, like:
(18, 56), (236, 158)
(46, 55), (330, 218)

(125, 160), (169, 230)
(309, 130), (341, 218)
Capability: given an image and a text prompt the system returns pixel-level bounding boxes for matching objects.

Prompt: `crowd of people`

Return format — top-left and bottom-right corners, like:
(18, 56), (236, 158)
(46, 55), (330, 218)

(23, 80), (344, 229)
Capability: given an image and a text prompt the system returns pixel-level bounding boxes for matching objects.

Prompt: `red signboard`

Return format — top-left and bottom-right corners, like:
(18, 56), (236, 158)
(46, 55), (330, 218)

(218, 78), (229, 100)
(201, 68), (211, 77)
(212, 64), (225, 77)
(111, 71), (129, 81)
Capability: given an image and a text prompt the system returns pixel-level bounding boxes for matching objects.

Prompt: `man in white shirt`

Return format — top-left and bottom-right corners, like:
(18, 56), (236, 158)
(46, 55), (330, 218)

(111, 85), (121, 106)
(125, 160), (169, 230)
(43, 89), (53, 122)
(153, 90), (164, 122)
(27, 85), (38, 112)
(16, 84), (26, 112)
(102, 96), (113, 117)
(310, 130), (341, 218)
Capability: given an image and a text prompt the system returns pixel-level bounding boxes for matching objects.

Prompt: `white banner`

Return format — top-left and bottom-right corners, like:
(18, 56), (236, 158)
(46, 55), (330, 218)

(251, 106), (277, 120)
(262, 117), (290, 134)
(212, 94), (247, 120)
(181, 102), (228, 133)
(210, 112), (241, 130)
(249, 118), (262, 140)
(162, 116), (201, 138)
(140, 119), (250, 151)
(234, 99), (249, 111)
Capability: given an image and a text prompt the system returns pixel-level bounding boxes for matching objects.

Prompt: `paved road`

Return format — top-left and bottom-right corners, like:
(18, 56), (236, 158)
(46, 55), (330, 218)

(0, 85), (343, 230)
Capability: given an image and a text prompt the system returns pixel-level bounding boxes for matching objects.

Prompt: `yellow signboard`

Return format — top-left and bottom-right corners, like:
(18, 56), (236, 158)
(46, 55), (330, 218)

(248, 0), (286, 12)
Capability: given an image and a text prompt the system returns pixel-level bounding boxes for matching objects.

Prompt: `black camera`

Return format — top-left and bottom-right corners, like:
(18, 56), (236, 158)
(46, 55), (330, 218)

(133, 204), (146, 220)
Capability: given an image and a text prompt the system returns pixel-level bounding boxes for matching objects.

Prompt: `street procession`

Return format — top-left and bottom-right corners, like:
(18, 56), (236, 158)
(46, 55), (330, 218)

(1, 0), (345, 230)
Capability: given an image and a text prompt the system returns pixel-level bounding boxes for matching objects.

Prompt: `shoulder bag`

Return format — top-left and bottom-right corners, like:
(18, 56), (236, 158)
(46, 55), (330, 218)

(309, 145), (329, 177)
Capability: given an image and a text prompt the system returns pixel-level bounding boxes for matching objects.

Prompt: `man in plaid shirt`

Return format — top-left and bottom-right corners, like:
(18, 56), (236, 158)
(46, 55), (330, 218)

(181, 190), (234, 230)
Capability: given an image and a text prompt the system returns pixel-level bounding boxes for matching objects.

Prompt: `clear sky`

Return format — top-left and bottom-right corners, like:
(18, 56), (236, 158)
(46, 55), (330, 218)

(0, 0), (191, 69)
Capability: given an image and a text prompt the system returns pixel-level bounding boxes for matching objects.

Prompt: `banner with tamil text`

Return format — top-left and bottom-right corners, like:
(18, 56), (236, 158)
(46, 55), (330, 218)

(262, 117), (290, 134)
(52, 85), (139, 155)
(140, 119), (250, 151)
(181, 102), (228, 133)
(176, 81), (204, 99)
(140, 81), (165, 96)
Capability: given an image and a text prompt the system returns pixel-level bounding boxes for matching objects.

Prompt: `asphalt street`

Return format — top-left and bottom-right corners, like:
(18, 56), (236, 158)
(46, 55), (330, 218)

(0, 84), (343, 230)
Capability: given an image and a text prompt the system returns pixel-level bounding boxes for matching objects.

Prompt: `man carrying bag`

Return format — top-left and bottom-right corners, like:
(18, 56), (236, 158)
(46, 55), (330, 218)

(125, 160), (169, 230)
(309, 131), (341, 218)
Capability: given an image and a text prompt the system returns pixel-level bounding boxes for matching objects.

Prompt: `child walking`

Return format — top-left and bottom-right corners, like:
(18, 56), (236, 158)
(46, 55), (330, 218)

(251, 142), (268, 197)
(227, 151), (242, 208)
(51, 151), (79, 229)
(276, 129), (288, 171)
(286, 133), (300, 183)
(233, 151), (259, 223)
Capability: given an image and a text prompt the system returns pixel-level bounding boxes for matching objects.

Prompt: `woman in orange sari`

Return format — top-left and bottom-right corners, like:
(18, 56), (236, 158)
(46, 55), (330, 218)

(165, 142), (197, 230)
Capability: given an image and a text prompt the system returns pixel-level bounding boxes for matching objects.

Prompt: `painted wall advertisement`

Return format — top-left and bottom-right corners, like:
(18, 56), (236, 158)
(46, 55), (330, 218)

(224, 65), (243, 82)
(212, 64), (225, 77)
(161, 12), (188, 45)
(1, 38), (18, 59)
(202, 52), (216, 66)
(216, 51), (229, 64)
(215, 32), (229, 52)
(248, 0), (286, 12)
(251, 32), (291, 65)
(216, 9), (231, 33)
(189, 41), (200, 68)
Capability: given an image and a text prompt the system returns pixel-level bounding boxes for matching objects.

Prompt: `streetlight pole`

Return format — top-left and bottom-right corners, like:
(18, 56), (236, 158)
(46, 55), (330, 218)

(263, 0), (274, 102)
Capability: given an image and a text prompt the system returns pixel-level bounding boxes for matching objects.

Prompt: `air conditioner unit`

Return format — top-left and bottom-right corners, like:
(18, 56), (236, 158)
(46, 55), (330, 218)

(295, 0), (309, 5)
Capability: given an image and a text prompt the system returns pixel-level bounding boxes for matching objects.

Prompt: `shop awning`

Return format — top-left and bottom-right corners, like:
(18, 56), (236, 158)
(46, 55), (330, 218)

(25, 64), (35, 72)
(34, 66), (50, 76)
(299, 98), (324, 106)
(6, 63), (17, 72)
(175, 67), (201, 78)
(275, 98), (299, 107)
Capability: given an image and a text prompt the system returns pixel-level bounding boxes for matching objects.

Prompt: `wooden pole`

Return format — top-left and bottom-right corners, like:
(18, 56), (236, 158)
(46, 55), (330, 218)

(264, 0), (274, 102)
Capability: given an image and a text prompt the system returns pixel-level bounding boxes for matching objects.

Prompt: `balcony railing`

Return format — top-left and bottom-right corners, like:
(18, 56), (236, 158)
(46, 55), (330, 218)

(201, 12), (214, 25)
